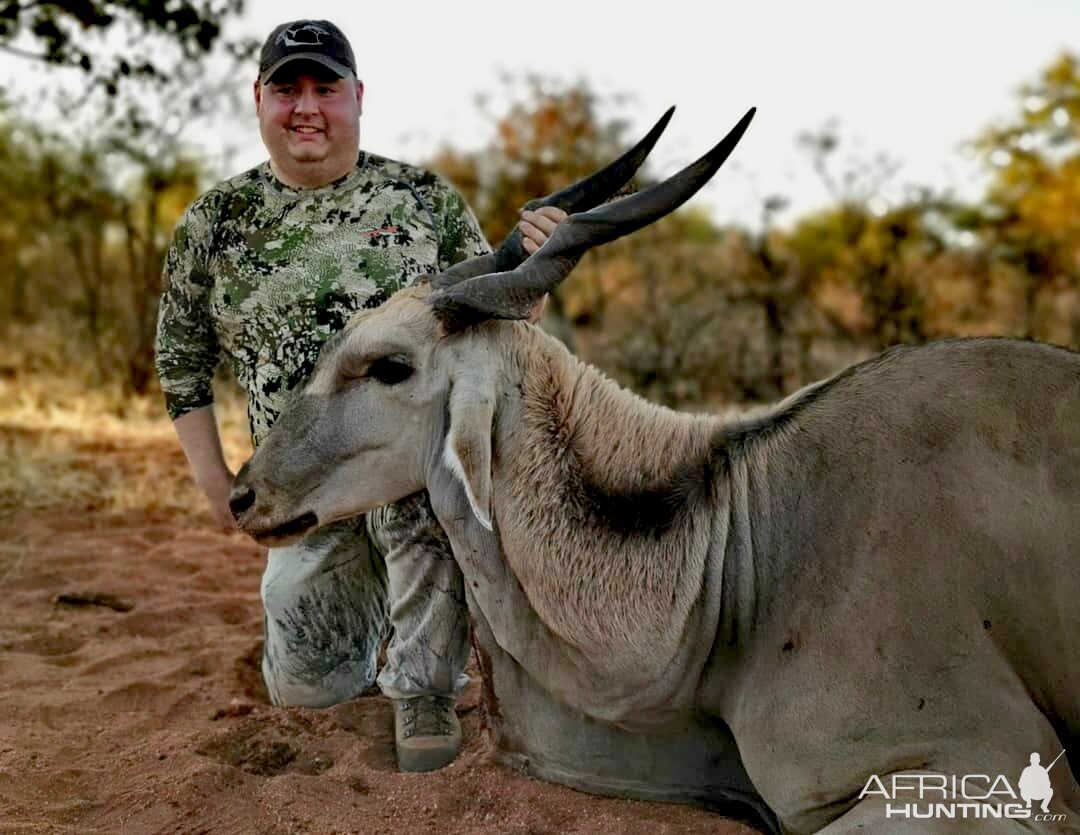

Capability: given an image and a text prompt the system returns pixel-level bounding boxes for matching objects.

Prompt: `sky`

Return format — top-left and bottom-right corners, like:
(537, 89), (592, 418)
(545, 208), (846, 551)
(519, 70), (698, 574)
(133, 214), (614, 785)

(3, 0), (1080, 228)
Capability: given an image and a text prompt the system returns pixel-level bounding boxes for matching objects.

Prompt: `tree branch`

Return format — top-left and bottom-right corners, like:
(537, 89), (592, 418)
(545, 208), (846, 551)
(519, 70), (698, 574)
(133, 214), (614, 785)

(0, 41), (72, 64)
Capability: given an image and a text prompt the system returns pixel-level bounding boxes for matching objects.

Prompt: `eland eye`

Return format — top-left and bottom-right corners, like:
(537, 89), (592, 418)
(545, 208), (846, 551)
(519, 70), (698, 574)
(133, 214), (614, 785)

(367, 357), (414, 385)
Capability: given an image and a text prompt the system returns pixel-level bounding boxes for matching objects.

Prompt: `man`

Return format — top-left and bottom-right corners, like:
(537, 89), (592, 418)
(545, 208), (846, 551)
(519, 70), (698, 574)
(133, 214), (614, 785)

(154, 19), (563, 772)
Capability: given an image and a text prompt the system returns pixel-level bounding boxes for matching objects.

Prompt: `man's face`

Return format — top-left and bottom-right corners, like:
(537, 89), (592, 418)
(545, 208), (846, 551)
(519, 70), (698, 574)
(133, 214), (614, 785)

(254, 66), (364, 187)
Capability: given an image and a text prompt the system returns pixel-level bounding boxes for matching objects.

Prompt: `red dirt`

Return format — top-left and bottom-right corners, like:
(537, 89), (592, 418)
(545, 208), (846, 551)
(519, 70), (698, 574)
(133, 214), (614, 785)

(0, 427), (761, 834)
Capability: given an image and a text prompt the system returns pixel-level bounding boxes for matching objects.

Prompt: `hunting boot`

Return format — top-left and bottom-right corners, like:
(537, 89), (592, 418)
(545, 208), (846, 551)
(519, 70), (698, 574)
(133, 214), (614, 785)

(393, 694), (461, 772)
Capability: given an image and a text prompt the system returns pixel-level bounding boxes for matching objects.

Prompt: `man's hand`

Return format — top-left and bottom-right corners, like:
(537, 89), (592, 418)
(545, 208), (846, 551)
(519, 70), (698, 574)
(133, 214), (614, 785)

(202, 470), (238, 532)
(519, 206), (568, 255)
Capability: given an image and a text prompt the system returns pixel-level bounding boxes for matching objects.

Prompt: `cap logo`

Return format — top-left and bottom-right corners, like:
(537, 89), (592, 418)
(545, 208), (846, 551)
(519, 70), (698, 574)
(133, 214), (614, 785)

(278, 23), (332, 49)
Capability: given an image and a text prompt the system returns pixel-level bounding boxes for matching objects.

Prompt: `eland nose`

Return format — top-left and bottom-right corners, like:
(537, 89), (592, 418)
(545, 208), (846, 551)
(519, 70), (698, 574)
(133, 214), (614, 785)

(229, 485), (256, 517)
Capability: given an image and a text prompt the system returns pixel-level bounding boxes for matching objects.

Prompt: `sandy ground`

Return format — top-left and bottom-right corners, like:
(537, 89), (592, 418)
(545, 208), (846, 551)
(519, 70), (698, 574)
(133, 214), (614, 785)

(0, 424), (762, 835)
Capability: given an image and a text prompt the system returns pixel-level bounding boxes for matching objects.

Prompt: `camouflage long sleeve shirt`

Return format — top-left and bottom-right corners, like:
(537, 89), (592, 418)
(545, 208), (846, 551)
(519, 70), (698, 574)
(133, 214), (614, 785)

(155, 153), (490, 445)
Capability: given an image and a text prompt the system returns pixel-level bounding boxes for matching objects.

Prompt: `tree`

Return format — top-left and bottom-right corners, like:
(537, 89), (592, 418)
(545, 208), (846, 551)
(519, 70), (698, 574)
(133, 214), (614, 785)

(0, 0), (254, 394)
(966, 52), (1080, 342)
(0, 0), (253, 97)
(0, 95), (204, 393)
(428, 75), (634, 353)
(792, 125), (946, 350)
(427, 76), (832, 407)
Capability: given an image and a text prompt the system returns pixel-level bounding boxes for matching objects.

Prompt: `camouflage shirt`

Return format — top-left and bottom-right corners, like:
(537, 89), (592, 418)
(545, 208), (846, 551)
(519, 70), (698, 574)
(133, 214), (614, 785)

(155, 153), (490, 444)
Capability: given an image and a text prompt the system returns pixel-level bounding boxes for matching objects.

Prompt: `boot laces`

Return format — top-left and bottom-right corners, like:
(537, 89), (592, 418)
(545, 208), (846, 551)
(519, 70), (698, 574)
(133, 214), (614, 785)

(401, 695), (455, 739)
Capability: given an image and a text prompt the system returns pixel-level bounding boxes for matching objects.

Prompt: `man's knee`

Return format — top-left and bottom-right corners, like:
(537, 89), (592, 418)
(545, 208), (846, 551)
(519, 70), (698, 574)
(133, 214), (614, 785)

(261, 526), (387, 620)
(259, 531), (390, 708)
(262, 645), (375, 708)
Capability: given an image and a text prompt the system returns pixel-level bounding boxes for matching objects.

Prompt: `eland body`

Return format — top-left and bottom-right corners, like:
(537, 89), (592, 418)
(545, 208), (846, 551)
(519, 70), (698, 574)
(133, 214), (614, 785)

(232, 110), (1080, 833)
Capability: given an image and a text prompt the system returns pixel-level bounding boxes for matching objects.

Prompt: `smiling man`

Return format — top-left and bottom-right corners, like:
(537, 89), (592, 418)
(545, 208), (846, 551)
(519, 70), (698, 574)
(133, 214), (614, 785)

(154, 19), (563, 773)
(254, 22), (363, 188)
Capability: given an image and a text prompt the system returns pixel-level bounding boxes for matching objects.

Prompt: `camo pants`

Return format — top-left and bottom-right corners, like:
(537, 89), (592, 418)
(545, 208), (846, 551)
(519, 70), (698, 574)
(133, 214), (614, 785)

(260, 492), (471, 708)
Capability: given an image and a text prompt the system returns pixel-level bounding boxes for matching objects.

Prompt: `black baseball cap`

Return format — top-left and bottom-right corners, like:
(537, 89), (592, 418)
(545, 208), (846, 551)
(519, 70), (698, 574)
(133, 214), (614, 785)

(258, 20), (357, 85)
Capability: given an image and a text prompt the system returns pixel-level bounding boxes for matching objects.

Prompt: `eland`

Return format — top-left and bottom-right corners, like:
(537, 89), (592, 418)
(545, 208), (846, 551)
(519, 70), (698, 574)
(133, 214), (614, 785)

(231, 108), (1079, 833)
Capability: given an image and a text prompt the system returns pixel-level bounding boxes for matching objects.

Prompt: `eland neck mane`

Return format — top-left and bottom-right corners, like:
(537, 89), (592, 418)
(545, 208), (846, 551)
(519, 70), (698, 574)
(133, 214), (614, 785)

(489, 323), (747, 660)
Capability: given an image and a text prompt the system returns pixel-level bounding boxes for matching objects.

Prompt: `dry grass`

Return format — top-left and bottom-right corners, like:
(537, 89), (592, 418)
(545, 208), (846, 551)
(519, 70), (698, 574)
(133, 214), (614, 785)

(0, 370), (252, 529)
(0, 430), (100, 513)
(0, 533), (30, 582)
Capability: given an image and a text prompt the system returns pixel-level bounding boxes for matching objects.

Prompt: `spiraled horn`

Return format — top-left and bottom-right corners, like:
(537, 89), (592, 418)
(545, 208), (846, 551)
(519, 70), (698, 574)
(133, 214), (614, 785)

(431, 107), (756, 329)
(430, 106), (675, 288)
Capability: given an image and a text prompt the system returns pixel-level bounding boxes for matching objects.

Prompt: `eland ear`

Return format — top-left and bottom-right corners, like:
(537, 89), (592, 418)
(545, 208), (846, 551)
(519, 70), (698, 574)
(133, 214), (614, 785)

(443, 372), (495, 530)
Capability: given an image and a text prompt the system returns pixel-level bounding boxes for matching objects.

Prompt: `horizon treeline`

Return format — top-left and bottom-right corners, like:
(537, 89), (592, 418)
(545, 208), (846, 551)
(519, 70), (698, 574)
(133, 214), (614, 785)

(1, 55), (1077, 409)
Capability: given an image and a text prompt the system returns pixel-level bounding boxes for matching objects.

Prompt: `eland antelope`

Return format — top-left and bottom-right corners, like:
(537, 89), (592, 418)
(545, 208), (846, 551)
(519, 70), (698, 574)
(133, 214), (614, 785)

(231, 109), (1080, 834)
